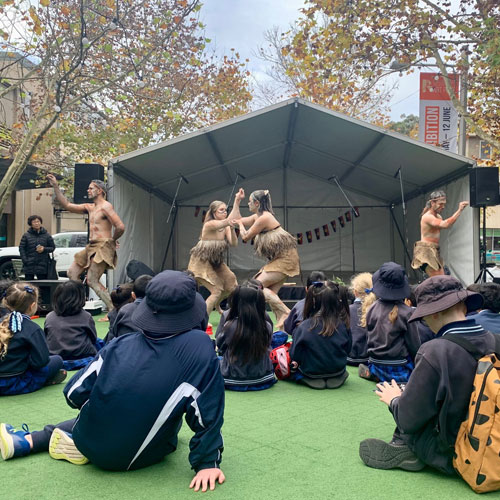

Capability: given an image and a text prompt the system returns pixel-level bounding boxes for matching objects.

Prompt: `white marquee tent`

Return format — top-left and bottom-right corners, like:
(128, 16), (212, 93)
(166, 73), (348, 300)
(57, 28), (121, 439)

(109, 98), (478, 286)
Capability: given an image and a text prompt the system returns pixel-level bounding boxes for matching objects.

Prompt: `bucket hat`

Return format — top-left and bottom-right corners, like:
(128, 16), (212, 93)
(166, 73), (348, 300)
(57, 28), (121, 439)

(132, 270), (206, 334)
(372, 262), (410, 301)
(409, 275), (483, 322)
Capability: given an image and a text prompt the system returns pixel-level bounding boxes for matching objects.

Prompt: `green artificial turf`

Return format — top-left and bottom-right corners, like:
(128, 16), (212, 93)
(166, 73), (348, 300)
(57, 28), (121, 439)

(0, 313), (492, 499)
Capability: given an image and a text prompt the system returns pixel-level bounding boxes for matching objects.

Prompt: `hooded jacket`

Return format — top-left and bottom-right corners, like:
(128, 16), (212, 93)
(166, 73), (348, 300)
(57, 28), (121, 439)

(64, 327), (224, 472)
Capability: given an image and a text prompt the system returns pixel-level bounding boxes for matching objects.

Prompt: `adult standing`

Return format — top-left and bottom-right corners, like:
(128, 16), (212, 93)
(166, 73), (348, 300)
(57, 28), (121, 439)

(47, 174), (125, 312)
(234, 189), (300, 330)
(188, 189), (244, 314)
(411, 190), (469, 277)
(19, 215), (55, 280)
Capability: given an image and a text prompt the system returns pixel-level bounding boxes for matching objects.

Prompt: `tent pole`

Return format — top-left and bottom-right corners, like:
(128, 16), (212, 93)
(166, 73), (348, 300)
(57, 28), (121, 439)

(161, 174), (188, 270)
(328, 176), (356, 273)
(389, 206), (418, 280)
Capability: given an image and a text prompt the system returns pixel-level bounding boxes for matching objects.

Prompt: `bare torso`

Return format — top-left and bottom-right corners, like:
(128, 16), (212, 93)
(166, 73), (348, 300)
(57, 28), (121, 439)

(85, 201), (115, 240)
(420, 211), (442, 244)
(201, 223), (231, 242)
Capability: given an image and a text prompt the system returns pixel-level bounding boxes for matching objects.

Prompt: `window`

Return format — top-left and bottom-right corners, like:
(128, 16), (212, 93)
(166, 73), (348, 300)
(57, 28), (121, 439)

(53, 233), (72, 248)
(74, 234), (88, 247)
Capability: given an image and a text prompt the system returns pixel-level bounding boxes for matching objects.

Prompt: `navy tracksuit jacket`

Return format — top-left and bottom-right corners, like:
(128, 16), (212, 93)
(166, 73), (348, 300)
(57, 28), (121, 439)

(63, 328), (225, 472)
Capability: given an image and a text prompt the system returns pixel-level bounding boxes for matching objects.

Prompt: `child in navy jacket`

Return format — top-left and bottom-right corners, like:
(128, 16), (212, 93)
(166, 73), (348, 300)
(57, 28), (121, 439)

(358, 262), (420, 384)
(44, 280), (99, 371)
(290, 280), (352, 389)
(0, 282), (66, 395)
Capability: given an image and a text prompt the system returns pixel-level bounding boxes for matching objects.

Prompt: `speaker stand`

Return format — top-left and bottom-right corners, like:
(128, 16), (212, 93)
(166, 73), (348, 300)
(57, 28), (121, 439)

(475, 206), (494, 283)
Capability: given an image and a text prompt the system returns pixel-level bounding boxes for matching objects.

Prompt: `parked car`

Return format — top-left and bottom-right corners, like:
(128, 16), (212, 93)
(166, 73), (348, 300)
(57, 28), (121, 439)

(0, 232), (88, 279)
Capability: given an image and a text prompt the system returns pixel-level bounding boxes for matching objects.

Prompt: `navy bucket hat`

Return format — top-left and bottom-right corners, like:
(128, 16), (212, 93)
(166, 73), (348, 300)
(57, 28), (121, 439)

(132, 270), (206, 334)
(372, 262), (411, 301)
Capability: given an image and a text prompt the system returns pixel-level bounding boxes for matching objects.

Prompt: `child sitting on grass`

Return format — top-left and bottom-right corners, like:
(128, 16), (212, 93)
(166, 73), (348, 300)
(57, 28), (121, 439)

(358, 262), (421, 384)
(347, 272), (372, 366)
(289, 280), (352, 389)
(216, 284), (276, 391)
(0, 282), (66, 395)
(104, 283), (134, 343)
(283, 271), (327, 336)
(44, 280), (100, 371)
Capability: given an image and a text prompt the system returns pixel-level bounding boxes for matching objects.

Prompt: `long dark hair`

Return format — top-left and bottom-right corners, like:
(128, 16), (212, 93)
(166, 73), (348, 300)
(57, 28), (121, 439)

(308, 281), (351, 336)
(225, 285), (270, 364)
(52, 280), (86, 316)
(303, 281), (326, 320)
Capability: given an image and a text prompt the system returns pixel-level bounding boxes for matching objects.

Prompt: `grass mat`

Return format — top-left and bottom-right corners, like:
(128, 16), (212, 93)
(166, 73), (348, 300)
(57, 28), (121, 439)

(0, 313), (489, 499)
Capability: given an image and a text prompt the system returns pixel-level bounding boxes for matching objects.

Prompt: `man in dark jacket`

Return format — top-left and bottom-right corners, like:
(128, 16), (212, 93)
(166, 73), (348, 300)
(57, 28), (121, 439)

(359, 275), (494, 475)
(19, 215), (55, 280)
(0, 271), (226, 492)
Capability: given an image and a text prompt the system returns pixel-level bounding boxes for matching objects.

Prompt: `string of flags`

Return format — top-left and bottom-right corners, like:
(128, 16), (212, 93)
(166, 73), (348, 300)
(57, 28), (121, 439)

(193, 206), (360, 245)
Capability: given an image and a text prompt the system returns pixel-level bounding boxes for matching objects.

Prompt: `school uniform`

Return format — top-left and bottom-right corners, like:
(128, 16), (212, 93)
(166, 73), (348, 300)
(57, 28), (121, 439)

(0, 315), (63, 395)
(290, 318), (351, 378)
(390, 320), (495, 474)
(108, 298), (143, 340)
(366, 300), (421, 382)
(283, 298), (304, 336)
(347, 299), (368, 365)
(216, 319), (276, 390)
(468, 309), (500, 334)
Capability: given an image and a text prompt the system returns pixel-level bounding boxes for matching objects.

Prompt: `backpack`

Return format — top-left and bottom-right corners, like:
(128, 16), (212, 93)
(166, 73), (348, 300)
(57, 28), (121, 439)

(269, 342), (292, 380)
(443, 333), (500, 493)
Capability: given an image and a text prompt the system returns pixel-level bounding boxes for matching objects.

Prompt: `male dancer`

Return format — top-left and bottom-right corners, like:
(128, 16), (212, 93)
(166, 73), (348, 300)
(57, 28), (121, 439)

(411, 190), (468, 276)
(47, 174), (125, 311)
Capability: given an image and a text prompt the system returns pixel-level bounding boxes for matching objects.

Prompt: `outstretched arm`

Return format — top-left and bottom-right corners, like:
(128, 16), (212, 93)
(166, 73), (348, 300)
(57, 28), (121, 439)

(47, 174), (88, 214)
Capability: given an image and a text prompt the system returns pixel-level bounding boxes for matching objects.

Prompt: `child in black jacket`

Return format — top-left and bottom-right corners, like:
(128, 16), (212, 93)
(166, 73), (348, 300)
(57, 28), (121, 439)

(358, 262), (420, 384)
(44, 280), (99, 371)
(0, 282), (66, 395)
(289, 280), (352, 389)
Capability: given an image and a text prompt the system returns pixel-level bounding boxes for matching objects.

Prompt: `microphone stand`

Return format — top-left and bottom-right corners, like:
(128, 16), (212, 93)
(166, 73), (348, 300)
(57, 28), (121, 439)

(161, 173), (189, 269)
(227, 172), (246, 207)
(329, 175), (357, 274)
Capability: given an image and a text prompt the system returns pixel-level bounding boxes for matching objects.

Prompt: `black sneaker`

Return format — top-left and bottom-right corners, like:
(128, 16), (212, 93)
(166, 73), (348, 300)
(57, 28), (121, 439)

(359, 439), (425, 471)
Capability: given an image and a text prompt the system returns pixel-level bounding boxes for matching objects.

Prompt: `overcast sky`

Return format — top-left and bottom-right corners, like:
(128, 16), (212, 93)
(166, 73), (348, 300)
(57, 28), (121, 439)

(200, 0), (420, 121)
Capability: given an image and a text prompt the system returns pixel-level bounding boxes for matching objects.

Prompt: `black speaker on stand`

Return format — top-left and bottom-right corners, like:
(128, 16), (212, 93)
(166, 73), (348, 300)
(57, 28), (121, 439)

(74, 163), (105, 204)
(470, 167), (500, 283)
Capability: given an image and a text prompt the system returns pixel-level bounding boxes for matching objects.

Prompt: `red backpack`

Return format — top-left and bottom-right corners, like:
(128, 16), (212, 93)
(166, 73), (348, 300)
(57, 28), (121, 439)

(269, 342), (292, 380)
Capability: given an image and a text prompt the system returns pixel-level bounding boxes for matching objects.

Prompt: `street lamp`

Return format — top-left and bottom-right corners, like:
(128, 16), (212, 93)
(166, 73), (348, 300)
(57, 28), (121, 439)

(389, 60), (467, 156)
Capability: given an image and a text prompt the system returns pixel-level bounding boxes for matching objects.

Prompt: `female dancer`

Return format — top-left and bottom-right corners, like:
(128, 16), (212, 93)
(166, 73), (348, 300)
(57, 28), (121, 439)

(188, 189), (244, 314)
(234, 189), (300, 330)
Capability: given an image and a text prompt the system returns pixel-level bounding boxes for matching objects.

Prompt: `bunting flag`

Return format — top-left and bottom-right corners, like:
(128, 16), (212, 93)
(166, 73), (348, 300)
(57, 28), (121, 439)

(354, 206), (360, 217)
(306, 230), (313, 243)
(201, 210), (207, 221)
(338, 215), (345, 228)
(345, 211), (352, 222)
(234, 228), (240, 237)
(314, 228), (321, 240)
(194, 206), (201, 217)
(331, 220), (337, 232)
(322, 224), (330, 236)
(297, 233), (303, 245)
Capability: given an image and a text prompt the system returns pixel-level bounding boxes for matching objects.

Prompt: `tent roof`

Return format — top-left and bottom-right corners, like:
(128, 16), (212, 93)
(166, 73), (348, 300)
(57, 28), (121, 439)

(112, 98), (475, 205)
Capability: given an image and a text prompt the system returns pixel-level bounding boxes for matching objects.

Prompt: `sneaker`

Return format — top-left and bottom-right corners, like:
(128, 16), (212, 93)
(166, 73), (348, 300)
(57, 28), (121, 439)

(49, 428), (89, 465)
(358, 364), (373, 380)
(0, 423), (31, 460)
(359, 438), (425, 471)
(45, 369), (67, 386)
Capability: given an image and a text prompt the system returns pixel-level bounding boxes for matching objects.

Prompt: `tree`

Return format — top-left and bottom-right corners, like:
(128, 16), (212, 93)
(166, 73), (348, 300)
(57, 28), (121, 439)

(257, 23), (394, 124)
(287, 0), (500, 152)
(0, 0), (252, 214)
(388, 114), (419, 138)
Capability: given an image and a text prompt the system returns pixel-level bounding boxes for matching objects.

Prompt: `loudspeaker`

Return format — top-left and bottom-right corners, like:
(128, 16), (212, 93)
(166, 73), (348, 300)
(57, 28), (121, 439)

(470, 167), (500, 207)
(27, 279), (61, 315)
(74, 163), (105, 204)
